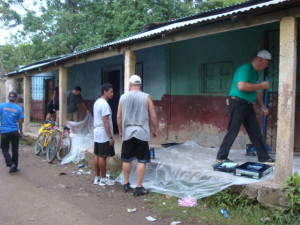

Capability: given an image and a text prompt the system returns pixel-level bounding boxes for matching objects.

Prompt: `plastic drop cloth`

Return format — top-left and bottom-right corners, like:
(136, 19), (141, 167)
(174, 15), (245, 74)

(116, 140), (276, 199)
(61, 114), (94, 165)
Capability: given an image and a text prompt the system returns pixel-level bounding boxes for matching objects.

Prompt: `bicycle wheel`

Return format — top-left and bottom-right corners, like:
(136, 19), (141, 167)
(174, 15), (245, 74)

(34, 132), (46, 155)
(57, 133), (72, 161)
(42, 132), (53, 154)
(46, 136), (59, 163)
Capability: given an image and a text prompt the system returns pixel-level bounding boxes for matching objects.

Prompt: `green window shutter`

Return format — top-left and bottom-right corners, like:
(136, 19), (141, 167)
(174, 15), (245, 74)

(202, 61), (232, 93)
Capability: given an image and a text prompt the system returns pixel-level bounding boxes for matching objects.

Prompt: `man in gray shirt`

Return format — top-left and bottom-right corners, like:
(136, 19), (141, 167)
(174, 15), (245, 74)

(117, 75), (158, 197)
(67, 86), (90, 121)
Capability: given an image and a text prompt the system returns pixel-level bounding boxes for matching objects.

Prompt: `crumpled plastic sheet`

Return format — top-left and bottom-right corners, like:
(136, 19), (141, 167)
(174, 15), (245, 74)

(61, 114), (94, 165)
(116, 140), (276, 199)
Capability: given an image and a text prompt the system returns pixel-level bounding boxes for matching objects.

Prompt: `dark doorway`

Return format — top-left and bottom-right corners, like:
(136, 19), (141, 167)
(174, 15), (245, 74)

(102, 65), (123, 134)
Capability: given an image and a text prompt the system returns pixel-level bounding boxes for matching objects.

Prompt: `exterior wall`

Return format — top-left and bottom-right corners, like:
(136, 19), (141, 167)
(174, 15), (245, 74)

(136, 46), (167, 100)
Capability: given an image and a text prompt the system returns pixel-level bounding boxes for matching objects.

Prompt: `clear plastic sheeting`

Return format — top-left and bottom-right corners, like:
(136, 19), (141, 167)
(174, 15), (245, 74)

(61, 114), (94, 165)
(67, 113), (94, 135)
(116, 141), (275, 199)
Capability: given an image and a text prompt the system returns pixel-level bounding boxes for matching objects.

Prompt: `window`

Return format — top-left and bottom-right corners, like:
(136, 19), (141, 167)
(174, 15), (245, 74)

(201, 61), (232, 93)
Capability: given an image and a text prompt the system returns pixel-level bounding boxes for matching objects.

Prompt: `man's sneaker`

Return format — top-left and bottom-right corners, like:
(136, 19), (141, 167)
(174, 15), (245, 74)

(216, 158), (234, 163)
(93, 177), (100, 185)
(9, 164), (17, 173)
(259, 158), (275, 165)
(123, 183), (132, 193)
(99, 178), (115, 186)
(133, 186), (150, 197)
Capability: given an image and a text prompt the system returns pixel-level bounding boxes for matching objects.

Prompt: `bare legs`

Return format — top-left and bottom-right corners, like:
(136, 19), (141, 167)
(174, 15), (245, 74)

(94, 155), (107, 178)
(122, 161), (146, 187)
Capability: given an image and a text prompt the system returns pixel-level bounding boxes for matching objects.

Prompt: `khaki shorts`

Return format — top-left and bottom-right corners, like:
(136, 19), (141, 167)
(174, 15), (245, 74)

(67, 111), (79, 122)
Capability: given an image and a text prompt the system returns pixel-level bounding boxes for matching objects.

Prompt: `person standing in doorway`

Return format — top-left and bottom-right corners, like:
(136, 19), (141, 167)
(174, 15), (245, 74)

(52, 79), (59, 122)
(93, 83), (115, 186)
(0, 91), (24, 173)
(67, 86), (90, 122)
(216, 50), (275, 164)
(117, 75), (158, 197)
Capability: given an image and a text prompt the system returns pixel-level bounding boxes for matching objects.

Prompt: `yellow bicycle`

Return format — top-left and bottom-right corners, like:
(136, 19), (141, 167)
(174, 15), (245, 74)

(34, 120), (56, 155)
(45, 124), (72, 163)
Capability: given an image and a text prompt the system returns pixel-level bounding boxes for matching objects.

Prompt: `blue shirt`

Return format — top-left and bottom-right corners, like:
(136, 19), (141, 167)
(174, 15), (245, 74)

(0, 102), (24, 134)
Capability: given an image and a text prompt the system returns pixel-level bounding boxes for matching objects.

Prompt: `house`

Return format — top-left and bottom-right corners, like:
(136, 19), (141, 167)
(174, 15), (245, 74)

(4, 0), (300, 185)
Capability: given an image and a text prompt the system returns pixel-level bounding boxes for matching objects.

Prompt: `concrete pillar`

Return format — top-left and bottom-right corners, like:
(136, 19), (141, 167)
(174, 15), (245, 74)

(23, 76), (31, 132)
(274, 17), (297, 184)
(124, 50), (136, 93)
(58, 66), (68, 126)
(0, 78), (6, 103)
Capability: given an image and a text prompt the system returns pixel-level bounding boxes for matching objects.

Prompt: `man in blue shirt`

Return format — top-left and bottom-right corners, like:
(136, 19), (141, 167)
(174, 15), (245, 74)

(0, 91), (24, 173)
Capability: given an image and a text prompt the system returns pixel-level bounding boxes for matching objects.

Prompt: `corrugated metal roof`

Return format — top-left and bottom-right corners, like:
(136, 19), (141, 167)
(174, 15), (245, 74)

(6, 0), (291, 76)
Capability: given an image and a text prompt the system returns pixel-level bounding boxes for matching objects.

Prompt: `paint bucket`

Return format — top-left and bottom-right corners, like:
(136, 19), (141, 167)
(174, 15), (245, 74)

(150, 148), (155, 159)
(246, 144), (256, 156)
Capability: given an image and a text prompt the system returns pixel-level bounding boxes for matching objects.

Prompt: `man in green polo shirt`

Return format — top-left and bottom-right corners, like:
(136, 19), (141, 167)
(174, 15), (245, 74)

(216, 50), (275, 164)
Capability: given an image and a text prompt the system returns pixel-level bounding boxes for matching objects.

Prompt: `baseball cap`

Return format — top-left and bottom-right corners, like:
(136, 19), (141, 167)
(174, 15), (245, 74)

(8, 91), (17, 101)
(257, 50), (272, 61)
(129, 75), (142, 84)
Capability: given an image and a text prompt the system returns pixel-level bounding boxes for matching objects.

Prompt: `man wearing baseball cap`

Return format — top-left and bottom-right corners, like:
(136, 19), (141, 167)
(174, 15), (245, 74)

(0, 91), (24, 173)
(117, 75), (158, 196)
(216, 50), (275, 165)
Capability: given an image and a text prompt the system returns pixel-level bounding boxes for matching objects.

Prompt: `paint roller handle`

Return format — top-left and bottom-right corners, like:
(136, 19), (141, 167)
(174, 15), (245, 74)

(263, 76), (269, 109)
(262, 76), (269, 135)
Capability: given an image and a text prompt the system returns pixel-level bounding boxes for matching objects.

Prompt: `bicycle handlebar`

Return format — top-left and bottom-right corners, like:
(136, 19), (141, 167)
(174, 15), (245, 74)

(43, 120), (70, 131)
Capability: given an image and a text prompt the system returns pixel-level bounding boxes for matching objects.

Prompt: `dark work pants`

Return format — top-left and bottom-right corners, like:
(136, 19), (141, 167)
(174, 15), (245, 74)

(216, 98), (270, 162)
(1, 131), (20, 168)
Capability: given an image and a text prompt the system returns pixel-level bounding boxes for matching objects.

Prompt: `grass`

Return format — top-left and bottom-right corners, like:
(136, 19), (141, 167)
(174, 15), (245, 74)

(20, 135), (35, 146)
(145, 186), (300, 225)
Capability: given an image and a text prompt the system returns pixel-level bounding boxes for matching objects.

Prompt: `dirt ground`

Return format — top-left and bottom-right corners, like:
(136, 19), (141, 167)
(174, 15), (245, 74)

(0, 145), (168, 225)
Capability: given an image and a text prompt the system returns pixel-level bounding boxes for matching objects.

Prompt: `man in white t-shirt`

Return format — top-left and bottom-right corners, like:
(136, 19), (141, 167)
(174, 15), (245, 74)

(93, 83), (115, 186)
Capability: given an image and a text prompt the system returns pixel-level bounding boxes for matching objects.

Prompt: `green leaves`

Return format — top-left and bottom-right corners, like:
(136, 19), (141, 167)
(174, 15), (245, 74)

(1, 0), (248, 72)
(284, 172), (300, 216)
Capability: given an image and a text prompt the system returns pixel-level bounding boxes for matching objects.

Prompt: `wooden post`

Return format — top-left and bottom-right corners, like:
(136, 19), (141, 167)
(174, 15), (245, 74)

(274, 17), (297, 184)
(23, 76), (31, 132)
(58, 66), (68, 126)
(0, 78), (6, 103)
(124, 50), (136, 93)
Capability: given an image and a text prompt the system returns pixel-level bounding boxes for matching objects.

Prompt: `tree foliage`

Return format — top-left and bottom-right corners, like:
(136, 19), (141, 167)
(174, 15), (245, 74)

(0, 0), (247, 73)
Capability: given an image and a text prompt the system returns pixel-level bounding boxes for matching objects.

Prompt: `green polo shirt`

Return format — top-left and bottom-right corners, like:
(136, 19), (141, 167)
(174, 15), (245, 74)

(229, 63), (258, 103)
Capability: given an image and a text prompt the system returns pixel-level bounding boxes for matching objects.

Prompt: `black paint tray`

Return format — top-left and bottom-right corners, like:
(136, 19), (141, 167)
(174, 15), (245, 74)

(234, 162), (273, 179)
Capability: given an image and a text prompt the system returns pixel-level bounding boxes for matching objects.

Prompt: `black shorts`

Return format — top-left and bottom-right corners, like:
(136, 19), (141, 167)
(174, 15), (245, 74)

(46, 101), (54, 114)
(94, 141), (115, 157)
(53, 102), (59, 111)
(121, 137), (150, 163)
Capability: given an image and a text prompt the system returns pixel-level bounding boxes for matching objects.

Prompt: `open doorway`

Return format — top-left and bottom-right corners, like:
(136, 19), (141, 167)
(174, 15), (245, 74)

(102, 65), (123, 133)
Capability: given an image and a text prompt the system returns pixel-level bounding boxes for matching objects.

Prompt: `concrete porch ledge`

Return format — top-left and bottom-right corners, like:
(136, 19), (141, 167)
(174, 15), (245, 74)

(242, 181), (288, 208)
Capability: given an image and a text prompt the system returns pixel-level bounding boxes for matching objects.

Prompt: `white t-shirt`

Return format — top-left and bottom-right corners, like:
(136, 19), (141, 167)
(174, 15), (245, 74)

(93, 98), (113, 143)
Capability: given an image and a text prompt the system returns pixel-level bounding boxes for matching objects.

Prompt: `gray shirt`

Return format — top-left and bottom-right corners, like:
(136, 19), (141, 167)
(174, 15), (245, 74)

(67, 90), (84, 113)
(120, 90), (150, 142)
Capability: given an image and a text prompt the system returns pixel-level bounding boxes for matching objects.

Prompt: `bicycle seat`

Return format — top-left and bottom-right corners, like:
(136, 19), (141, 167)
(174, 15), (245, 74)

(63, 126), (70, 131)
